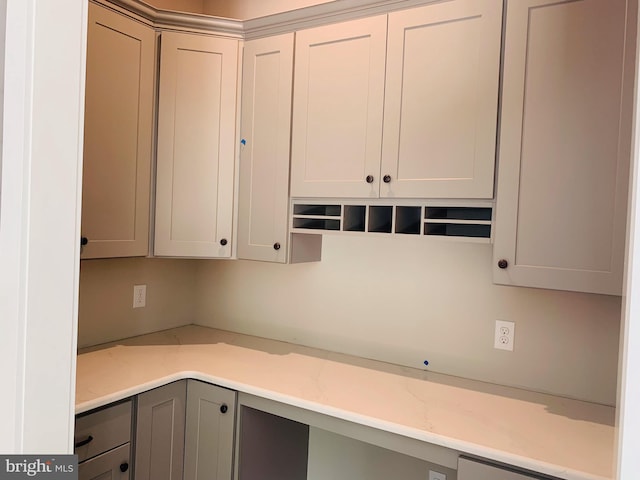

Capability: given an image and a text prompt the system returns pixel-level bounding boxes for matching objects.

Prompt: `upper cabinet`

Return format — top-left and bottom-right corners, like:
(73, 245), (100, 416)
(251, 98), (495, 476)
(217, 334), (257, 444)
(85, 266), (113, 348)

(237, 34), (295, 262)
(154, 32), (238, 258)
(492, 0), (635, 295)
(381, 0), (502, 199)
(81, 3), (155, 258)
(290, 0), (502, 199)
(290, 15), (387, 198)
(237, 34), (323, 263)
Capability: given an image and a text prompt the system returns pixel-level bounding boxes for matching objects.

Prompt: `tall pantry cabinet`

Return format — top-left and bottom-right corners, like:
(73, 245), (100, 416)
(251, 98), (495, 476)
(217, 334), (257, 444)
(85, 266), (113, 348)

(492, 0), (635, 295)
(81, 3), (155, 259)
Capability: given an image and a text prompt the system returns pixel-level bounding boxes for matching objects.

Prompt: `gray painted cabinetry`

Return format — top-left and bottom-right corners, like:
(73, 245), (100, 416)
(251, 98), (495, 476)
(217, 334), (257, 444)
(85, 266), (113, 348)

(135, 381), (186, 480)
(75, 400), (133, 480)
(134, 380), (236, 480)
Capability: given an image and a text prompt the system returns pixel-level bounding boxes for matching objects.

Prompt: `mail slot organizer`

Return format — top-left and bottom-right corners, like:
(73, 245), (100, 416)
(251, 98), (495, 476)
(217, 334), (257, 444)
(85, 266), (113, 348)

(291, 200), (493, 242)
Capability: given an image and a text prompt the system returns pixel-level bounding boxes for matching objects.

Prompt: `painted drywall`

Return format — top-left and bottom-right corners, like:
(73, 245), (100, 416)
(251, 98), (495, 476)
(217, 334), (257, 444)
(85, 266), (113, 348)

(195, 235), (621, 406)
(78, 257), (198, 348)
(143, 0), (334, 19)
(307, 428), (457, 480)
(146, 0), (205, 13)
(202, 0), (334, 19)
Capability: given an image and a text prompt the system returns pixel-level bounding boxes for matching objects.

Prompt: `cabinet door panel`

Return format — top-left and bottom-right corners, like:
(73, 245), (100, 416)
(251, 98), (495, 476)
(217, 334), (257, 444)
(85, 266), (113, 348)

(238, 34), (294, 262)
(381, 0), (501, 198)
(493, 0), (634, 294)
(81, 4), (154, 258)
(135, 382), (186, 480)
(184, 380), (236, 480)
(291, 15), (387, 198)
(155, 32), (238, 257)
(79, 443), (130, 480)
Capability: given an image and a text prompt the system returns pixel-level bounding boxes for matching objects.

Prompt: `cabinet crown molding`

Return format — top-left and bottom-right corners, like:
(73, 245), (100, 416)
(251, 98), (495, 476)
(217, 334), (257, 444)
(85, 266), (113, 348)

(94, 0), (450, 38)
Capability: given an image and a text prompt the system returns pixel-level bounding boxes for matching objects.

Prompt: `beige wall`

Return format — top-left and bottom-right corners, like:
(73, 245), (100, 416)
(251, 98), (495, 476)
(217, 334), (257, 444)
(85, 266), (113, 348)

(144, 0), (334, 19)
(202, 0), (334, 19)
(146, 0), (205, 13)
(78, 257), (198, 348)
(194, 235), (621, 405)
(77, 238), (621, 405)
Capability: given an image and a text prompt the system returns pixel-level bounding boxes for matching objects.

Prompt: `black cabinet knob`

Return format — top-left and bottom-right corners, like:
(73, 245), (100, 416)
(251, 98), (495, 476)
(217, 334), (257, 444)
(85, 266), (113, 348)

(365, 175), (374, 184)
(220, 404), (228, 414)
(273, 243), (281, 251)
(497, 259), (508, 269)
(80, 237), (88, 247)
(220, 238), (228, 246)
(120, 463), (129, 473)
(383, 175), (391, 183)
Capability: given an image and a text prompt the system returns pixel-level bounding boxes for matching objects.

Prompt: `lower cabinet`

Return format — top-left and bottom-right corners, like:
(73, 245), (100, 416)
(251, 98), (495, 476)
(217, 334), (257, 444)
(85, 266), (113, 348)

(134, 380), (237, 480)
(135, 381), (187, 480)
(184, 379), (237, 480)
(75, 400), (133, 480)
(78, 444), (131, 480)
(77, 383), (559, 480)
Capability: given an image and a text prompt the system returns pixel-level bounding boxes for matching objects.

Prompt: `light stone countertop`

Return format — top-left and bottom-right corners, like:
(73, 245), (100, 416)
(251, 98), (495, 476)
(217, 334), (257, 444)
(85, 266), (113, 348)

(76, 325), (615, 480)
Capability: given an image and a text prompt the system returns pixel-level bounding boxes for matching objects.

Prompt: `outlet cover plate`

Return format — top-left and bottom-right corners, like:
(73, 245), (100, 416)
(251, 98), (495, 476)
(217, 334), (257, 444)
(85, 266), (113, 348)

(494, 320), (515, 351)
(428, 471), (446, 480)
(133, 284), (146, 308)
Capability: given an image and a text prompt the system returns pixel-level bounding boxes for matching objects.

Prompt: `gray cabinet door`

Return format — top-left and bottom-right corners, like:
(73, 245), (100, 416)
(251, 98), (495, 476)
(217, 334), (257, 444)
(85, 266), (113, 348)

(79, 443), (131, 480)
(184, 380), (237, 480)
(135, 381), (187, 480)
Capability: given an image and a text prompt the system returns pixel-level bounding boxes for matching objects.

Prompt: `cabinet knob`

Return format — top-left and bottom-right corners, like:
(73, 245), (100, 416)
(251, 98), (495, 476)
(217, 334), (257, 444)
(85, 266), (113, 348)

(273, 242), (281, 251)
(497, 259), (508, 269)
(383, 175), (391, 183)
(80, 237), (88, 247)
(220, 238), (228, 246)
(365, 175), (374, 184)
(220, 404), (228, 414)
(120, 463), (129, 473)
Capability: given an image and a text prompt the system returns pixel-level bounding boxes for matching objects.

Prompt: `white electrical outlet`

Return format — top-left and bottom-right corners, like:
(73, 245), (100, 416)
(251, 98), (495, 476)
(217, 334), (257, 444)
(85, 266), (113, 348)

(428, 471), (446, 480)
(494, 320), (515, 351)
(133, 284), (146, 308)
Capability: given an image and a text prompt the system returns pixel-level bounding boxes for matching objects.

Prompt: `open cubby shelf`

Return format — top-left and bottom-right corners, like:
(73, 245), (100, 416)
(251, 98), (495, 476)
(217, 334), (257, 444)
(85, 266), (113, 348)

(291, 201), (493, 242)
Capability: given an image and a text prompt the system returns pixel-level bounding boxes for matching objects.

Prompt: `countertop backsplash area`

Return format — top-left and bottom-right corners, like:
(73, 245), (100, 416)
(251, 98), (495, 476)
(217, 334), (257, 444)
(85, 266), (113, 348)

(78, 257), (198, 348)
(76, 237), (621, 406)
(193, 235), (622, 406)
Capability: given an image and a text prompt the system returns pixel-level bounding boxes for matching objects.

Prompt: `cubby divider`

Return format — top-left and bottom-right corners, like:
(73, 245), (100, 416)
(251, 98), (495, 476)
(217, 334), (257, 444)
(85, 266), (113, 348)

(291, 201), (492, 242)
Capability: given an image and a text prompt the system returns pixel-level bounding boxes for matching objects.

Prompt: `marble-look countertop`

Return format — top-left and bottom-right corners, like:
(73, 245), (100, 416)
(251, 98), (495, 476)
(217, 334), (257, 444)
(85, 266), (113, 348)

(76, 326), (615, 480)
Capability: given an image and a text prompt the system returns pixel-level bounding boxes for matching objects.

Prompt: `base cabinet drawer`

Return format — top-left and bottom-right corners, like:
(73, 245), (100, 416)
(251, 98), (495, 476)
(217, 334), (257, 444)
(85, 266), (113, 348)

(75, 401), (132, 463)
(78, 443), (131, 480)
(458, 457), (552, 480)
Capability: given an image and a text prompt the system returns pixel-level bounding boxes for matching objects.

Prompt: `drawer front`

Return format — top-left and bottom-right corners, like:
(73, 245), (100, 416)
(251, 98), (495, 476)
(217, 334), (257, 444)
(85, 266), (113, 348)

(458, 457), (548, 480)
(75, 400), (132, 463)
(78, 443), (130, 480)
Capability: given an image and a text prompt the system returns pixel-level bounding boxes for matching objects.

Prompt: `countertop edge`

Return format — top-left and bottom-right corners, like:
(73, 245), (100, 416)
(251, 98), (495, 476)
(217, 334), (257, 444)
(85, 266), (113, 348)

(75, 368), (610, 480)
